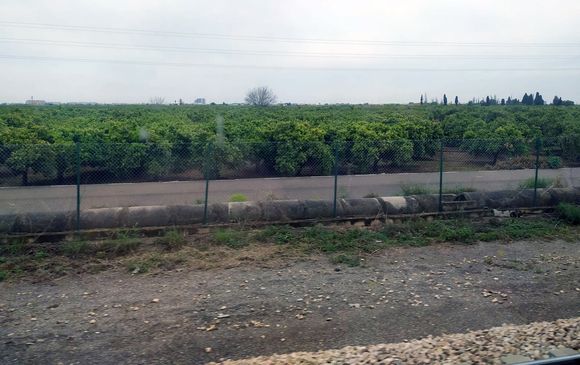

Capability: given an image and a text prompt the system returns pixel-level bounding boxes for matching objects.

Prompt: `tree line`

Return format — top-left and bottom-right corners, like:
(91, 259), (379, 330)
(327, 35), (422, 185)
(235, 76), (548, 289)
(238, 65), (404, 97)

(420, 93), (574, 106)
(0, 104), (578, 185)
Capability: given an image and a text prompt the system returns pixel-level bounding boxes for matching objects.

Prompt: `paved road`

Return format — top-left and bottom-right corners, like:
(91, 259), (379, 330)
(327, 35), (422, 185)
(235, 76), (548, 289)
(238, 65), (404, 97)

(1, 167), (578, 214)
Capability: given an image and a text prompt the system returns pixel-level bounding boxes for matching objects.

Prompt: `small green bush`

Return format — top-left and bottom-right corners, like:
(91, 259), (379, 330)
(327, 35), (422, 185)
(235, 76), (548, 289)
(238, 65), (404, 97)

(557, 203), (580, 225)
(156, 229), (187, 250)
(229, 193), (248, 202)
(0, 270), (7, 281)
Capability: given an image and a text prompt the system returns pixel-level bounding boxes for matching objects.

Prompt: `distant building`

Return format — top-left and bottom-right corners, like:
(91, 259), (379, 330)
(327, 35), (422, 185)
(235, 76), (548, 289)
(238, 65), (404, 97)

(25, 96), (46, 106)
(194, 98), (206, 105)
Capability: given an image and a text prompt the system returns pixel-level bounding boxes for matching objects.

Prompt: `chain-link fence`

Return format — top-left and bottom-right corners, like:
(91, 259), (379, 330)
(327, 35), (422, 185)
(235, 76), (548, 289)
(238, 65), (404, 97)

(1, 136), (578, 228)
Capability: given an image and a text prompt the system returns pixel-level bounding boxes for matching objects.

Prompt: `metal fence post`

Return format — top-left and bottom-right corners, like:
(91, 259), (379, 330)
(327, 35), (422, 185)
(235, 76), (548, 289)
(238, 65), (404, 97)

(533, 137), (541, 206)
(203, 142), (212, 225)
(75, 142), (81, 234)
(438, 139), (444, 212)
(332, 143), (339, 217)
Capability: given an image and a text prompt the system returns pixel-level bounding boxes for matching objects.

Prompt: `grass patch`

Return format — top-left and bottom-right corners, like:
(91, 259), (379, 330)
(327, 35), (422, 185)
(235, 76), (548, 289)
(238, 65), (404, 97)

(61, 240), (93, 258)
(229, 193), (248, 202)
(125, 253), (186, 274)
(330, 253), (361, 267)
(442, 186), (477, 194)
(156, 229), (187, 250)
(212, 228), (249, 248)
(557, 203), (580, 225)
(61, 238), (142, 258)
(401, 184), (432, 196)
(0, 215), (576, 281)
(518, 176), (566, 190)
(400, 185), (476, 196)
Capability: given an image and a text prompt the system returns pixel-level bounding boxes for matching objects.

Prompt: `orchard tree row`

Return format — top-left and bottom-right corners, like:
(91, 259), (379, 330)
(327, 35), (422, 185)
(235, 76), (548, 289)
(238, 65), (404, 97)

(0, 104), (578, 185)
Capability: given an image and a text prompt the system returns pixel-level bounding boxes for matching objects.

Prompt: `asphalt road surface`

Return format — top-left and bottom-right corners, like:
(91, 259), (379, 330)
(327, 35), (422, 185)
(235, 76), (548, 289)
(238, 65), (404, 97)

(1, 167), (578, 214)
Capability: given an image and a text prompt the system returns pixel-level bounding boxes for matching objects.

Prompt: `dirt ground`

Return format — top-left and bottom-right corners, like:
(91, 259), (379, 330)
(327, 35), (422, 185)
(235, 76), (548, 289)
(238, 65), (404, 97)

(1, 238), (579, 365)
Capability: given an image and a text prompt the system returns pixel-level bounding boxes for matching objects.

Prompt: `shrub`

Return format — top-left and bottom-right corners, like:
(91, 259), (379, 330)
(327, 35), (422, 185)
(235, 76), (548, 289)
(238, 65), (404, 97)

(0, 270), (7, 281)
(556, 203), (580, 225)
(229, 193), (248, 202)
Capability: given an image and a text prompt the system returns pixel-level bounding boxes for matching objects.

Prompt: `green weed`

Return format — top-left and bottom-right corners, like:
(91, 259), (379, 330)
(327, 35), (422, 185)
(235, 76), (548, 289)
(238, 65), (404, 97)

(229, 193), (248, 202)
(156, 229), (187, 250)
(556, 203), (580, 225)
(330, 254), (361, 267)
(400, 184), (433, 196)
(213, 228), (248, 248)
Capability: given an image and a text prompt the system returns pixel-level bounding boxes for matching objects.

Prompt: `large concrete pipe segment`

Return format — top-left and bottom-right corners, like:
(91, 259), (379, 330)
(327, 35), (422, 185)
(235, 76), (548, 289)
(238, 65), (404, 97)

(339, 198), (383, 217)
(455, 188), (580, 209)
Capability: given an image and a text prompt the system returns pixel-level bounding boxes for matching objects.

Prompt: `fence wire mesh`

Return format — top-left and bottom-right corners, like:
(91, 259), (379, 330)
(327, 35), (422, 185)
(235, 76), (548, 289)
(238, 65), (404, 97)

(0, 136), (578, 224)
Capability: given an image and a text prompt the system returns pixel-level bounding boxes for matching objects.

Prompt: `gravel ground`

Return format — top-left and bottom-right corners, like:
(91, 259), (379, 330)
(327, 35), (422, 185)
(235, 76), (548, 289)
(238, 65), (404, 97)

(0, 239), (579, 364)
(212, 317), (580, 365)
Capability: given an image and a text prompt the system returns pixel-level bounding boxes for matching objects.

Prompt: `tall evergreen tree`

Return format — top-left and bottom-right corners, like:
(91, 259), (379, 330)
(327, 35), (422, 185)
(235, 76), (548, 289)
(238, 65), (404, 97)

(454, 96), (459, 105)
(443, 94), (448, 105)
(522, 93), (529, 105)
(534, 92), (544, 105)
(507, 96), (512, 105)
(420, 95), (423, 105)
(501, 98), (505, 105)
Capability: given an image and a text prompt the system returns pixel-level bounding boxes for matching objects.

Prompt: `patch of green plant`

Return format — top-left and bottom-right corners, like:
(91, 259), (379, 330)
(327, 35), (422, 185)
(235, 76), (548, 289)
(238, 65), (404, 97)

(0, 242), (27, 256)
(61, 238), (141, 258)
(126, 253), (185, 274)
(547, 156), (562, 169)
(0, 270), (7, 281)
(400, 184), (433, 196)
(34, 250), (49, 260)
(229, 193), (248, 202)
(212, 228), (248, 248)
(442, 186), (477, 194)
(156, 229), (187, 250)
(330, 253), (361, 267)
(556, 203), (580, 225)
(518, 177), (566, 189)
(255, 225), (295, 244)
(98, 238), (142, 257)
(338, 187), (350, 199)
(61, 240), (94, 258)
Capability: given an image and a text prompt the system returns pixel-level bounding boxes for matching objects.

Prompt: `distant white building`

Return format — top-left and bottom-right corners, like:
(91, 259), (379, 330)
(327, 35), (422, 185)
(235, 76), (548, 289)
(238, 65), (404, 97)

(25, 96), (46, 105)
(194, 98), (206, 105)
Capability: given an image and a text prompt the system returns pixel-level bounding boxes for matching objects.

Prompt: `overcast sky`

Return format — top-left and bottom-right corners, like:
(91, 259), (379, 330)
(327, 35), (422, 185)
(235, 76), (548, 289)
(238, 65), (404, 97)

(1, 0), (579, 104)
